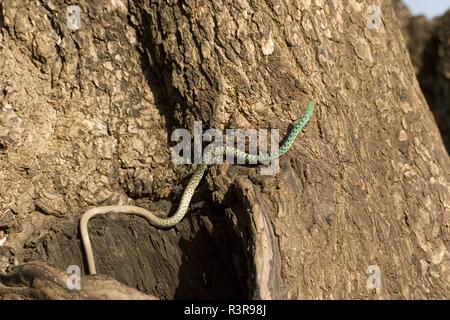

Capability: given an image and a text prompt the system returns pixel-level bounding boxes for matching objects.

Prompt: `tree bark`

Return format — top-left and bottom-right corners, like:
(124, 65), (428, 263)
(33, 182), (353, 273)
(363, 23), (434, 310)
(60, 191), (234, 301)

(0, 0), (448, 299)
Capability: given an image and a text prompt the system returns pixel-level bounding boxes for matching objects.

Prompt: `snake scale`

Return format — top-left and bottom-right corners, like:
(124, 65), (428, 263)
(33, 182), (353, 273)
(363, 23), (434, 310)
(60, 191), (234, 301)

(80, 100), (315, 274)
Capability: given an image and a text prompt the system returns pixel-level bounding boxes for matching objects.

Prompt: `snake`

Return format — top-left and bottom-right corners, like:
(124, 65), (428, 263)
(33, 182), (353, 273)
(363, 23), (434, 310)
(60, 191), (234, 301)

(80, 100), (315, 274)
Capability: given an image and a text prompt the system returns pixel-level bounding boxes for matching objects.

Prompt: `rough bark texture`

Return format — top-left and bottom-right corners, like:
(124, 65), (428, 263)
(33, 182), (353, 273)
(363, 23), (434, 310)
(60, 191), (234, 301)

(0, 261), (157, 299)
(0, 0), (449, 299)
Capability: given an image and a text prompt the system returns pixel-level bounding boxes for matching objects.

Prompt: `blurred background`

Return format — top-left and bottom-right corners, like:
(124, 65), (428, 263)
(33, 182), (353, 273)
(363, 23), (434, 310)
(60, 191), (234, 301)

(396, 0), (450, 152)
(402, 0), (450, 18)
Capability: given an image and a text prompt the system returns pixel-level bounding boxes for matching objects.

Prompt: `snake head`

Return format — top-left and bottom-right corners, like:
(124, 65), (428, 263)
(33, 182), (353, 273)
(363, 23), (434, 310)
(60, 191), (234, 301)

(303, 100), (315, 118)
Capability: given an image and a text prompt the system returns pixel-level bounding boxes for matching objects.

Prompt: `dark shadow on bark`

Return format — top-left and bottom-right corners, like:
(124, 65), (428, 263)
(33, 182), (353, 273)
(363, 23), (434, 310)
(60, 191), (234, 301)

(128, 1), (183, 136)
(174, 219), (248, 299)
(0, 2), (4, 29)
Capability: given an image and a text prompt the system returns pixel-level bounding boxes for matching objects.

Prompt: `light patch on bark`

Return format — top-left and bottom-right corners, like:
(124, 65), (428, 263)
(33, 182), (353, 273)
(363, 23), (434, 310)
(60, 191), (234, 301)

(261, 35), (275, 56)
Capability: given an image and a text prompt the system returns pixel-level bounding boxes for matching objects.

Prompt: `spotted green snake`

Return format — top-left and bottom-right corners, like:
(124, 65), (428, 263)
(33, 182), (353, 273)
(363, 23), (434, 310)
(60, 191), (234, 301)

(80, 100), (315, 274)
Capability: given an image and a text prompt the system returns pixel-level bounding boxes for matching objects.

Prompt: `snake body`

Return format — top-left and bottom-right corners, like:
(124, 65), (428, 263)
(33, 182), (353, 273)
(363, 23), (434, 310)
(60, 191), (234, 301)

(80, 100), (315, 274)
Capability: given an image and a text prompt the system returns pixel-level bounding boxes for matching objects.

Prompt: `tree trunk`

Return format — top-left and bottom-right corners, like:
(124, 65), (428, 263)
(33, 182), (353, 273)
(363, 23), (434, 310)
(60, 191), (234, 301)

(0, 0), (448, 299)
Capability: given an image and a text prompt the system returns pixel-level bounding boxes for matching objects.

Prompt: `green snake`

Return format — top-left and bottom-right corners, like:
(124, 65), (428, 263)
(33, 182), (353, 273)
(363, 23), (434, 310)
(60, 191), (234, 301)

(80, 100), (315, 274)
